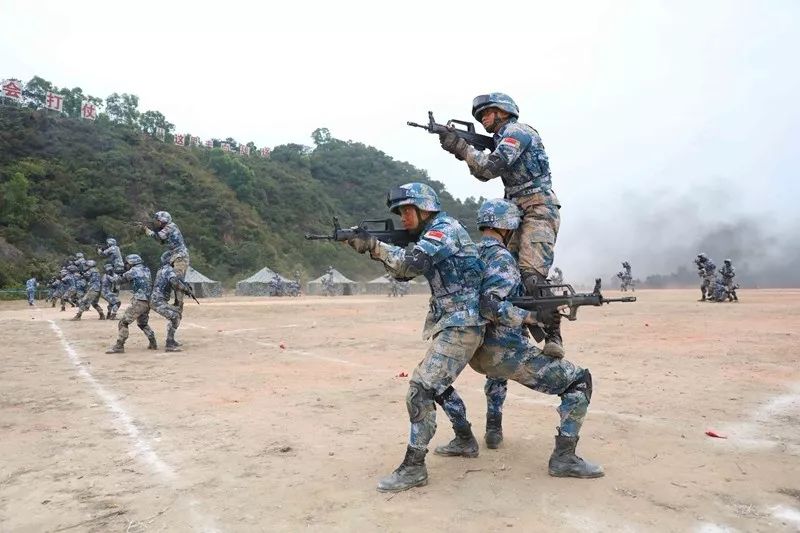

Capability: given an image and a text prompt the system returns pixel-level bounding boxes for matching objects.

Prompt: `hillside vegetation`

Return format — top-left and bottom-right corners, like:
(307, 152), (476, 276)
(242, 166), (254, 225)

(0, 105), (483, 288)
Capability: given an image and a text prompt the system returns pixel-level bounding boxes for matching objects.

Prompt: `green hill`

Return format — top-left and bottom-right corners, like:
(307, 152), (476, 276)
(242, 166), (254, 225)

(0, 105), (483, 288)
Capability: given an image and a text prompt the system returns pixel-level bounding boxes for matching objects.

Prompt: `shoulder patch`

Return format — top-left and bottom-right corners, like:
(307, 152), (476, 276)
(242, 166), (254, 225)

(499, 137), (521, 149)
(424, 230), (445, 241)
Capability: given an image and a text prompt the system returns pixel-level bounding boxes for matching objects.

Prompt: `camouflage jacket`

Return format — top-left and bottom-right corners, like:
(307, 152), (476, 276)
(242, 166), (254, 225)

(151, 264), (186, 304)
(150, 222), (189, 262)
(99, 245), (124, 270)
(372, 211), (485, 339)
(123, 264), (152, 301)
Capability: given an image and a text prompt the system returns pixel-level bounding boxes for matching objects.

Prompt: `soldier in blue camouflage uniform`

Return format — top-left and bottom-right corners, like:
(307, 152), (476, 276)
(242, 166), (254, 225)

(100, 263), (121, 319)
(142, 211), (190, 311)
(71, 260), (105, 320)
(720, 259), (738, 302)
(97, 237), (125, 274)
(345, 182), (486, 492)
(25, 277), (37, 305)
(694, 253), (713, 301)
(151, 251), (193, 352)
(439, 93), (565, 358)
(47, 276), (61, 307)
(435, 199), (603, 478)
(62, 265), (82, 309)
(106, 254), (157, 353)
(58, 268), (74, 311)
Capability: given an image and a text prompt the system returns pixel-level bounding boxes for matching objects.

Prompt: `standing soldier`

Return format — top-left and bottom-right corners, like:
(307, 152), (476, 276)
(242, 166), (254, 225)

(142, 211), (190, 311)
(435, 199), (602, 478)
(694, 253), (710, 301)
(720, 259), (738, 302)
(322, 266), (337, 297)
(71, 260), (105, 320)
(97, 237), (125, 273)
(438, 93), (564, 357)
(58, 268), (74, 311)
(106, 254), (157, 354)
(100, 264), (121, 319)
(551, 267), (564, 285)
(702, 257), (717, 301)
(150, 252), (193, 352)
(344, 182), (485, 492)
(25, 276), (38, 306)
(48, 276), (62, 307)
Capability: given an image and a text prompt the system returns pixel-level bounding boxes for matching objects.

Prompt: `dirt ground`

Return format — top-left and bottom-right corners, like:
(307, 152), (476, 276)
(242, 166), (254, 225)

(1, 289), (799, 532)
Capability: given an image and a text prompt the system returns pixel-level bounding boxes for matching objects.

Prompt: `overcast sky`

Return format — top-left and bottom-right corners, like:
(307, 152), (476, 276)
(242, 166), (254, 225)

(2, 0), (798, 284)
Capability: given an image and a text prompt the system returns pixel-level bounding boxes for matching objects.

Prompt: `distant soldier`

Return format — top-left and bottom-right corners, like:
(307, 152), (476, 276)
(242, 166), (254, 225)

(62, 265), (82, 308)
(142, 211), (190, 311)
(150, 252), (194, 352)
(702, 258), (717, 302)
(25, 277), (38, 306)
(58, 268), (74, 311)
(551, 267), (564, 285)
(71, 260), (105, 320)
(322, 266), (337, 297)
(620, 261), (634, 292)
(106, 254), (157, 354)
(100, 264), (122, 319)
(693, 253), (713, 301)
(388, 275), (400, 297)
(97, 237), (125, 273)
(47, 276), (61, 307)
(719, 259), (738, 302)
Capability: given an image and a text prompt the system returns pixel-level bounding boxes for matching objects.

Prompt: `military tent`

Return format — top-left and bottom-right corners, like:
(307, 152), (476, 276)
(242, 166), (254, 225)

(184, 267), (222, 298)
(235, 267), (294, 296)
(307, 268), (359, 296)
(364, 275), (411, 295)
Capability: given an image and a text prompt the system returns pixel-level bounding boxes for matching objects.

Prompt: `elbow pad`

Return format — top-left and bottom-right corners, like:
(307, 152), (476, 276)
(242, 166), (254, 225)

(480, 293), (503, 320)
(483, 153), (507, 177)
(404, 248), (433, 274)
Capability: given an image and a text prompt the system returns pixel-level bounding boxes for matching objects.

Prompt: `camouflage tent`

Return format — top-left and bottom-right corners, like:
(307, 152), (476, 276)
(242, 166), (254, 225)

(307, 268), (359, 296)
(235, 267), (293, 296)
(408, 278), (430, 294)
(184, 267), (222, 298)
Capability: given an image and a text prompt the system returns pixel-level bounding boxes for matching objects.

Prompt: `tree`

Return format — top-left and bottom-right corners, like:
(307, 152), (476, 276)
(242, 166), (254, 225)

(311, 127), (332, 146)
(22, 76), (53, 109)
(105, 93), (140, 126)
(0, 172), (37, 228)
(140, 110), (174, 136)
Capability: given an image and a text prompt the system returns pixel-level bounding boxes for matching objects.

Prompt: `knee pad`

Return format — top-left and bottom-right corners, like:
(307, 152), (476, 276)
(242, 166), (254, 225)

(406, 381), (436, 423)
(563, 368), (593, 403)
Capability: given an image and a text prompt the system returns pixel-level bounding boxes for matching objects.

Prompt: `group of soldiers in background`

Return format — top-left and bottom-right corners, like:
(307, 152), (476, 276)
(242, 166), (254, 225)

(616, 261), (635, 292)
(44, 242), (124, 320)
(694, 253), (738, 302)
(268, 275), (302, 297)
(35, 211), (195, 353)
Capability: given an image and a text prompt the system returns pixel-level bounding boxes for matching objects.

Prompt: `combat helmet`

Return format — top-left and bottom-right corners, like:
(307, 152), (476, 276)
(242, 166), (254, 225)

(125, 254), (143, 266)
(386, 183), (441, 215)
(476, 198), (521, 231)
(104, 263), (114, 272)
(106, 237), (117, 246)
(160, 251), (172, 266)
(472, 93), (519, 120)
(85, 259), (96, 268)
(697, 253), (708, 261)
(154, 211), (172, 224)
(724, 258), (732, 264)
(75, 252), (85, 259)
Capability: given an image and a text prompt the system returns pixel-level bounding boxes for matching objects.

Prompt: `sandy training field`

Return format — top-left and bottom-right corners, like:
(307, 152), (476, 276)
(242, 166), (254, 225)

(1, 289), (799, 532)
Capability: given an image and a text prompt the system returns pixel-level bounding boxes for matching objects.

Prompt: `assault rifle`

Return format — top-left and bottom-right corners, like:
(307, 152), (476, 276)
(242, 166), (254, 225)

(510, 279), (636, 342)
(305, 217), (416, 248)
(407, 111), (495, 152)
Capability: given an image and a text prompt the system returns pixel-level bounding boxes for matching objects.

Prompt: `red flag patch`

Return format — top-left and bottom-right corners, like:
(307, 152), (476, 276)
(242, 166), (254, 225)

(499, 137), (521, 149)
(424, 230), (445, 241)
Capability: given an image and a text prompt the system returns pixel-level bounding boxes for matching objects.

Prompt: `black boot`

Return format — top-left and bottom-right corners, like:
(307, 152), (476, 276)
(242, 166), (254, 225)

(548, 432), (604, 478)
(542, 312), (565, 358)
(106, 341), (125, 354)
(147, 335), (158, 350)
(485, 413), (503, 449)
(376, 446), (428, 492)
(434, 423), (479, 458)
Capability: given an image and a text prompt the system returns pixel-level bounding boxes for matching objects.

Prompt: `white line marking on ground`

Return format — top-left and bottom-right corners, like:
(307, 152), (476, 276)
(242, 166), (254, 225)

(184, 322), (208, 329)
(719, 385), (800, 454)
(772, 505), (800, 527)
(48, 320), (220, 532)
(694, 523), (738, 533)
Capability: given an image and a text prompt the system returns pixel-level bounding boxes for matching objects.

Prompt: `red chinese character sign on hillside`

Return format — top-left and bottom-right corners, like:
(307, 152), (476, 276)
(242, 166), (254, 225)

(174, 133), (185, 146)
(45, 91), (64, 112)
(204, 140), (213, 148)
(239, 145), (250, 155)
(260, 147), (271, 158)
(81, 102), (97, 120)
(191, 136), (200, 147)
(1, 79), (23, 100)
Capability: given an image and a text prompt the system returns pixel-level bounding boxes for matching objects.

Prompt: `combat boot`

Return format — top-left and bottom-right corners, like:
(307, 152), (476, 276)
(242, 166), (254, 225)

(97, 311), (106, 320)
(376, 446), (428, 492)
(485, 413), (503, 449)
(548, 432), (604, 479)
(109, 313), (117, 320)
(105, 342), (125, 354)
(147, 335), (158, 350)
(542, 315), (565, 358)
(70, 312), (82, 321)
(434, 423), (479, 458)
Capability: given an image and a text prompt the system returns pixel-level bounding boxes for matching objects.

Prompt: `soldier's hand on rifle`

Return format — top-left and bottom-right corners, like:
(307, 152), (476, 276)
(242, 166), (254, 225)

(144, 227), (155, 237)
(439, 131), (468, 158)
(346, 227), (377, 254)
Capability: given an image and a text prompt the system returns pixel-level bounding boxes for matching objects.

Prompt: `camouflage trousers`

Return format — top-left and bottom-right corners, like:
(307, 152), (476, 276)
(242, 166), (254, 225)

(438, 340), (590, 438)
(172, 256), (190, 311)
(78, 289), (104, 317)
(150, 298), (181, 343)
(117, 299), (154, 345)
(406, 326), (484, 451)
(509, 198), (561, 278)
(101, 290), (121, 315)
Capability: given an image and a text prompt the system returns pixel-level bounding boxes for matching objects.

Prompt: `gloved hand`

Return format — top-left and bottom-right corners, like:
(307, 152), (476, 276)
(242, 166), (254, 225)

(346, 227), (377, 254)
(439, 131), (468, 157)
(144, 227), (155, 237)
